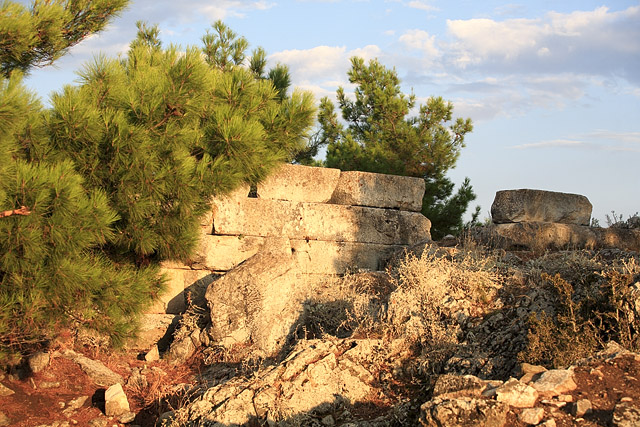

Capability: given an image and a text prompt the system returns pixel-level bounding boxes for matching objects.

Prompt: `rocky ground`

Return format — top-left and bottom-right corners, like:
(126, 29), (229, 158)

(2, 243), (640, 426)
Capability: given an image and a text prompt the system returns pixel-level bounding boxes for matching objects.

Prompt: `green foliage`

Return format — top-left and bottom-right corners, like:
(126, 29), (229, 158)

(46, 22), (315, 264)
(0, 0), (129, 77)
(319, 57), (476, 238)
(0, 8), (314, 362)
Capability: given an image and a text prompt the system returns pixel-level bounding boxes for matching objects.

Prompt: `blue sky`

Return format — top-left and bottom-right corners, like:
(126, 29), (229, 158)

(19, 0), (640, 224)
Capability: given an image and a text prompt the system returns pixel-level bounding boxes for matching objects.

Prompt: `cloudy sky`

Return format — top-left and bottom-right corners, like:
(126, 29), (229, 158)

(20, 0), (640, 224)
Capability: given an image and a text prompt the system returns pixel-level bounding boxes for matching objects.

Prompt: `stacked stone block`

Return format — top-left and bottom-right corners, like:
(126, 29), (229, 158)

(149, 164), (430, 315)
(484, 189), (640, 252)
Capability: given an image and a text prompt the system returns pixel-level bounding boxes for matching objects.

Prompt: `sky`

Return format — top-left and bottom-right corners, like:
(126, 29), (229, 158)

(18, 0), (640, 224)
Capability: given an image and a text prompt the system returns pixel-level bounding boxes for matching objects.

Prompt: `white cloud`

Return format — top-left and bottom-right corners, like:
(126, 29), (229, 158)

(398, 30), (440, 58)
(443, 5), (640, 84)
(406, 1), (437, 12)
(510, 131), (640, 152)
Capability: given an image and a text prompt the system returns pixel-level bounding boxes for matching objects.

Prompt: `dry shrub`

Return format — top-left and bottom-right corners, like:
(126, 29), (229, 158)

(387, 251), (502, 345)
(521, 255), (640, 368)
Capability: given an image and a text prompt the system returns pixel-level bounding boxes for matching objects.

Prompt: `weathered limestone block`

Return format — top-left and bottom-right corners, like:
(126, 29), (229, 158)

(192, 235), (402, 274)
(473, 223), (640, 252)
(257, 164), (341, 203)
(148, 269), (212, 314)
(491, 189), (592, 225)
(330, 170), (426, 212)
(205, 237), (307, 355)
(212, 198), (431, 245)
(192, 235), (264, 271)
(291, 239), (402, 274)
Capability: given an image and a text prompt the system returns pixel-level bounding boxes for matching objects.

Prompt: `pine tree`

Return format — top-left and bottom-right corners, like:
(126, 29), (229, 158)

(0, 0), (162, 363)
(320, 57), (476, 239)
(0, 0), (129, 76)
(47, 21), (316, 264)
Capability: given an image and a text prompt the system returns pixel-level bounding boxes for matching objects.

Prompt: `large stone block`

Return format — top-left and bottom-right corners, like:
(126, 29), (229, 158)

(212, 198), (431, 245)
(473, 223), (640, 252)
(329, 170), (425, 212)
(491, 189), (592, 225)
(148, 268), (213, 314)
(191, 235), (403, 274)
(205, 237), (304, 354)
(257, 164), (341, 203)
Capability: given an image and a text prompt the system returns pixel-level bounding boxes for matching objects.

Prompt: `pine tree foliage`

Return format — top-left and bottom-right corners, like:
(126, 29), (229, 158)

(47, 22), (315, 264)
(0, 2), (314, 362)
(320, 57), (476, 238)
(0, 0), (129, 77)
(0, 73), (161, 362)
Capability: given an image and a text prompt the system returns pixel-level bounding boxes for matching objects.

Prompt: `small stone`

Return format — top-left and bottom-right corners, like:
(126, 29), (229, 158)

(572, 399), (592, 417)
(0, 383), (14, 396)
(105, 383), (130, 417)
(520, 363), (547, 383)
(144, 344), (160, 362)
(118, 411), (136, 423)
(558, 394), (573, 402)
(321, 414), (335, 426)
(0, 411), (10, 427)
(62, 396), (89, 417)
(519, 407), (545, 425)
(40, 381), (61, 389)
(531, 369), (577, 397)
(621, 397), (634, 402)
(88, 418), (109, 427)
(495, 378), (539, 408)
(58, 401), (66, 408)
(540, 419), (557, 427)
(29, 351), (50, 373)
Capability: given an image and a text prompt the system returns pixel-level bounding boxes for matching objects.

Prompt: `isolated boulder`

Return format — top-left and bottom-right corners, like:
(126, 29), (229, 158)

(491, 189), (592, 225)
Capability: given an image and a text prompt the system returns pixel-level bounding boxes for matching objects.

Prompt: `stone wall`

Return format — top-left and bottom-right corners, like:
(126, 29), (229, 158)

(147, 164), (431, 315)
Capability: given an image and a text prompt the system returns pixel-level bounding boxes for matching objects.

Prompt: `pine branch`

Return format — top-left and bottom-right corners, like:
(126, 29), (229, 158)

(0, 206), (31, 218)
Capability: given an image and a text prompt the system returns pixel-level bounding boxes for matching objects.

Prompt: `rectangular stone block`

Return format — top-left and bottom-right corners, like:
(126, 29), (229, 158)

(491, 189), (592, 225)
(291, 239), (403, 274)
(191, 235), (403, 274)
(212, 198), (431, 245)
(148, 268), (212, 314)
(329, 170), (425, 212)
(257, 164), (341, 203)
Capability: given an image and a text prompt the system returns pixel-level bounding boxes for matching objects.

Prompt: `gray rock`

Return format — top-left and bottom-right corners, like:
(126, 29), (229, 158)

(105, 383), (130, 417)
(29, 351), (50, 373)
(491, 189), (592, 225)
(495, 378), (538, 408)
(258, 163), (341, 203)
(420, 396), (508, 427)
(531, 369), (577, 397)
(0, 383), (14, 396)
(612, 401), (640, 427)
(87, 417), (109, 427)
(62, 395), (88, 417)
(61, 350), (123, 386)
(572, 398), (592, 417)
(432, 374), (492, 398)
(519, 407), (545, 425)
(204, 237), (303, 355)
(145, 344), (160, 362)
